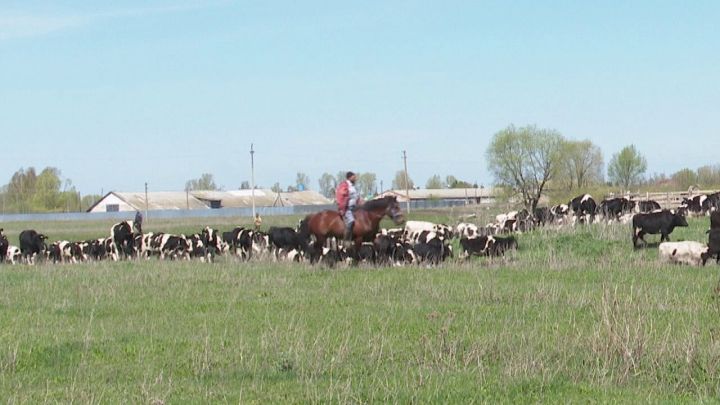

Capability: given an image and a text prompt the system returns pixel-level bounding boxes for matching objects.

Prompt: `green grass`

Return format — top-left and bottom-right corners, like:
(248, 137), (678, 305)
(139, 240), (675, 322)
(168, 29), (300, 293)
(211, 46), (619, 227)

(1, 211), (720, 402)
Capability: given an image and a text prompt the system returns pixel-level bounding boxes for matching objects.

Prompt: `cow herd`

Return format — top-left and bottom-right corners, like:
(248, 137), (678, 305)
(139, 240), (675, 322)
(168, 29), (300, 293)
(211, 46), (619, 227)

(0, 192), (719, 268)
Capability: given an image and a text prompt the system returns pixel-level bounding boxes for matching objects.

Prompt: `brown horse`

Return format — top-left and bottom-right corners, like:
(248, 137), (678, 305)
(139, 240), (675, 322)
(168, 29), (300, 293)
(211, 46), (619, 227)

(301, 196), (404, 249)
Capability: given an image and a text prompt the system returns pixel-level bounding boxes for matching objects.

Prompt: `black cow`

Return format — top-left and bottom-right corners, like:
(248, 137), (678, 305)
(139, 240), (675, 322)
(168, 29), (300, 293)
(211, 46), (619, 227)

(459, 236), (494, 258)
(533, 207), (552, 226)
(268, 227), (309, 259)
(636, 200), (661, 213)
(489, 236), (518, 257)
(703, 229), (720, 265)
(598, 198), (635, 221)
(111, 221), (135, 260)
(19, 230), (48, 264)
(357, 242), (377, 264)
(568, 194), (596, 224)
(0, 229), (8, 264)
(632, 210), (688, 248)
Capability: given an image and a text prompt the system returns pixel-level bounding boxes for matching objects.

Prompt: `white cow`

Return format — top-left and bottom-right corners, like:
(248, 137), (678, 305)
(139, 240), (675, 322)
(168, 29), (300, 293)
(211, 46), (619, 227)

(659, 241), (708, 266)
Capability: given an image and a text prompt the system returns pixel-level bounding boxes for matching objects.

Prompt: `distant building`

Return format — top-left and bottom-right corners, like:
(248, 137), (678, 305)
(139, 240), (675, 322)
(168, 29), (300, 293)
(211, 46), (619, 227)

(377, 188), (496, 205)
(86, 190), (333, 213)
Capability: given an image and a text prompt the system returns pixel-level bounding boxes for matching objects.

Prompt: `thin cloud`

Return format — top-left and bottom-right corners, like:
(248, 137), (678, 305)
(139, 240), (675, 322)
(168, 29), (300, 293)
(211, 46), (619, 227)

(0, 1), (229, 41)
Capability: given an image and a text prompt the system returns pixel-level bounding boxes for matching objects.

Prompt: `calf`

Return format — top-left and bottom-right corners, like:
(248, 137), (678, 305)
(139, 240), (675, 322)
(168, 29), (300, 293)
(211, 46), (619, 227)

(659, 242), (708, 266)
(19, 230), (48, 264)
(632, 210), (688, 248)
(6, 245), (21, 264)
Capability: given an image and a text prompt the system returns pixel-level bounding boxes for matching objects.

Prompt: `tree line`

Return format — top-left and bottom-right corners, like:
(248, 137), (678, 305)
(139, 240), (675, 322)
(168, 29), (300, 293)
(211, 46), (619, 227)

(0, 167), (101, 214)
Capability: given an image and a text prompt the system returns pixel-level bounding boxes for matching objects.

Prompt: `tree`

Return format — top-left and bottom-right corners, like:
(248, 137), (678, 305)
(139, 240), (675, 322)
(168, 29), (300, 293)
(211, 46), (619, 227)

(185, 173), (218, 191)
(486, 124), (565, 211)
(239, 181), (250, 190)
(697, 165), (720, 187)
(671, 168), (698, 189)
(560, 140), (604, 189)
(426, 175), (446, 189)
(271, 182), (282, 193)
(318, 173), (337, 198)
(392, 170), (414, 190)
(607, 145), (647, 189)
(354, 173), (375, 197)
(295, 172), (310, 191)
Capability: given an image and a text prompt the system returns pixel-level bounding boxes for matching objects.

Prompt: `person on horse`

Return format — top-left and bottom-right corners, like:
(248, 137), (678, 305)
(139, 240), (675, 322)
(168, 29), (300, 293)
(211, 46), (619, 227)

(336, 171), (363, 246)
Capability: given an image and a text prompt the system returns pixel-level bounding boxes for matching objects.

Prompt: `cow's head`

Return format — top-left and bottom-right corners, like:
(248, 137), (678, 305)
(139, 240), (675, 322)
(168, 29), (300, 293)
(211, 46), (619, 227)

(673, 211), (689, 227)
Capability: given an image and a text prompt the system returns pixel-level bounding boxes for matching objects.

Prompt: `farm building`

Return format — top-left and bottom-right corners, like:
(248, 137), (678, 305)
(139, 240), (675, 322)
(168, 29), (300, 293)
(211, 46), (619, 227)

(377, 188), (497, 205)
(86, 190), (333, 213)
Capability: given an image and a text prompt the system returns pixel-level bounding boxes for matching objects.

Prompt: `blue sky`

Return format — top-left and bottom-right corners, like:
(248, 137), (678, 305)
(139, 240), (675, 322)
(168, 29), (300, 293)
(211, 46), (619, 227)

(1, 1), (718, 195)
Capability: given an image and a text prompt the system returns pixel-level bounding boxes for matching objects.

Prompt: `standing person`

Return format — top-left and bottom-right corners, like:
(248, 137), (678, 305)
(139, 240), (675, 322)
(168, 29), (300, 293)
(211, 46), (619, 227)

(254, 212), (263, 231)
(134, 211), (143, 234)
(335, 171), (363, 246)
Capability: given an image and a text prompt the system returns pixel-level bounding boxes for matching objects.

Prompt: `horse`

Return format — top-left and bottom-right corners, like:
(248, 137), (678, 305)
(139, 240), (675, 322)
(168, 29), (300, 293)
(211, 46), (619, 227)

(301, 196), (405, 251)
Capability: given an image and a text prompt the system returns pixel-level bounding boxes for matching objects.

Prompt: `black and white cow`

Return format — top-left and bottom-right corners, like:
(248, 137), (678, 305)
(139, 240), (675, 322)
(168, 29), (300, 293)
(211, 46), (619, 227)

(110, 221), (135, 260)
(6, 245), (21, 264)
(632, 210), (688, 248)
(413, 237), (452, 265)
(19, 230), (48, 264)
(550, 204), (571, 225)
(201, 227), (221, 259)
(159, 234), (190, 260)
(569, 194), (596, 224)
(403, 221), (453, 244)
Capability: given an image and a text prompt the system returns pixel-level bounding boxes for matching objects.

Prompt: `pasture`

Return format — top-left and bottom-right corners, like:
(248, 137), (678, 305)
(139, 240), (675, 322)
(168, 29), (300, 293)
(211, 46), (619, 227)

(1, 210), (719, 402)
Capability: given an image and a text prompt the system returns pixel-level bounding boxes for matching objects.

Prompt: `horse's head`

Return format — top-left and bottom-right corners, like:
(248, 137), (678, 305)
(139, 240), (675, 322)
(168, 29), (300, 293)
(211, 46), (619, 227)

(385, 196), (405, 225)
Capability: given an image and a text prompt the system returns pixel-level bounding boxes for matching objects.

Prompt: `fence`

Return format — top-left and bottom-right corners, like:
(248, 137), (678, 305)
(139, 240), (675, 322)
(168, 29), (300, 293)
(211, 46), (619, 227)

(0, 199), (486, 223)
(604, 189), (720, 208)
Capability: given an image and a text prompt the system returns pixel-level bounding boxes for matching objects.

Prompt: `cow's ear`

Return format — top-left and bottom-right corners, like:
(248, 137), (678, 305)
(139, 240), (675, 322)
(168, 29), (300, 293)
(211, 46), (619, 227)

(672, 249), (677, 256)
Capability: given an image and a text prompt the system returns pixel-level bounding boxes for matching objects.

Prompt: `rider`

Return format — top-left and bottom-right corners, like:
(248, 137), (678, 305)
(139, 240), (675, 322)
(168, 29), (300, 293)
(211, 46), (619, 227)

(336, 171), (363, 246)
(134, 211), (143, 234)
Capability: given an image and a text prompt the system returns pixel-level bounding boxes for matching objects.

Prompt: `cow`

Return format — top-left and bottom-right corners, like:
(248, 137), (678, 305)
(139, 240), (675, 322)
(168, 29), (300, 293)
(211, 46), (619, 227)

(702, 229), (720, 265)
(632, 210), (688, 248)
(489, 235), (518, 257)
(659, 242), (708, 266)
(6, 245), (21, 264)
(19, 230), (48, 264)
(357, 242), (377, 264)
(569, 194), (596, 224)
(251, 231), (270, 259)
(455, 223), (479, 239)
(636, 200), (661, 213)
(186, 234), (209, 261)
(0, 230), (8, 264)
(680, 193), (720, 216)
(403, 221), (453, 244)
(413, 237), (452, 265)
(533, 207), (553, 227)
(268, 227), (309, 260)
(550, 204), (571, 225)
(459, 236), (494, 258)
(598, 198), (635, 222)
(110, 221), (135, 260)
(201, 227), (221, 259)
(159, 234), (190, 260)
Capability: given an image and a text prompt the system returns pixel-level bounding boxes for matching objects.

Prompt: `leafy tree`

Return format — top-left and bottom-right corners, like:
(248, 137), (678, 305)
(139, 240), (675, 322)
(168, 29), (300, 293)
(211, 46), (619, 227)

(671, 168), (698, 190)
(607, 145), (647, 189)
(356, 172), (377, 197)
(560, 140), (604, 189)
(486, 124), (565, 211)
(697, 165), (720, 187)
(318, 173), (337, 198)
(426, 175), (446, 189)
(271, 182), (282, 193)
(295, 172), (310, 191)
(392, 170), (414, 190)
(185, 173), (218, 191)
(239, 181), (250, 190)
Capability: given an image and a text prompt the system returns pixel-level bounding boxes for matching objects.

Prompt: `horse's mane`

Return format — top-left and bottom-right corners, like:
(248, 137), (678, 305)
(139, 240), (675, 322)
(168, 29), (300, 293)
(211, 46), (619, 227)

(360, 196), (394, 211)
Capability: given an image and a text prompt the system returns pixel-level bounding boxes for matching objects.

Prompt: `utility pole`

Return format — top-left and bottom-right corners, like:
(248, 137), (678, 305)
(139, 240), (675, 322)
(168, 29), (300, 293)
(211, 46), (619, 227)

(250, 143), (256, 218)
(144, 182), (149, 224)
(402, 150), (411, 214)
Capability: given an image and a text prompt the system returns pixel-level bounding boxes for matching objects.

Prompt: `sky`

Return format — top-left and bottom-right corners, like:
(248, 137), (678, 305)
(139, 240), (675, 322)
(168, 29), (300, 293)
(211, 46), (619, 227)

(1, 1), (718, 195)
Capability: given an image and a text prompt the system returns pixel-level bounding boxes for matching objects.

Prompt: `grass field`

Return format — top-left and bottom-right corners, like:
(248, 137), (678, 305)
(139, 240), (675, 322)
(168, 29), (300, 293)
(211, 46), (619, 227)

(1, 211), (720, 403)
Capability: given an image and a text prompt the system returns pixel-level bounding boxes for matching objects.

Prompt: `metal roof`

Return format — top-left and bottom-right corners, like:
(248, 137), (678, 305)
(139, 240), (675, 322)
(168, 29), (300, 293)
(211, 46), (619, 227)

(112, 191), (209, 211)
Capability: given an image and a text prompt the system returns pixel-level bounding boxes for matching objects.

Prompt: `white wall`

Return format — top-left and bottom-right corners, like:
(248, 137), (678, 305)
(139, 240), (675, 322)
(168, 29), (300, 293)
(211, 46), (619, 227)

(88, 194), (136, 213)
